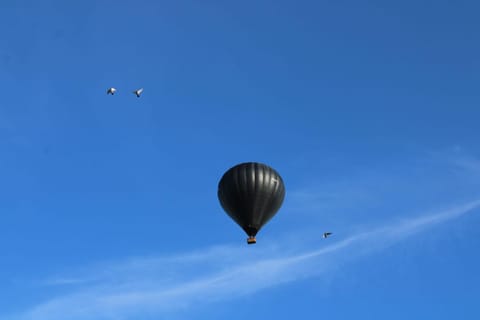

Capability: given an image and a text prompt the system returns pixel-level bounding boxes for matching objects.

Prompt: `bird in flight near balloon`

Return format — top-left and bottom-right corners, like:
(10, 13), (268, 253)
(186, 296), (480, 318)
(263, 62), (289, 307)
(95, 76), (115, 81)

(107, 87), (117, 95)
(133, 88), (144, 97)
(323, 232), (332, 238)
(218, 162), (285, 245)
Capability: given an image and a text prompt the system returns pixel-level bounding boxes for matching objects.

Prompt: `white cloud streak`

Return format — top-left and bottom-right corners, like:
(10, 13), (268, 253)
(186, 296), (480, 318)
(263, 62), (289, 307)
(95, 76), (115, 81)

(6, 199), (480, 320)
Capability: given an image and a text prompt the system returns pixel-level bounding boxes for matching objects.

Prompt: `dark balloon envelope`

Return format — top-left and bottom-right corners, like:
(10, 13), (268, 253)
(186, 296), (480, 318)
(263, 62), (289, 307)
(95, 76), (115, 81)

(218, 162), (285, 244)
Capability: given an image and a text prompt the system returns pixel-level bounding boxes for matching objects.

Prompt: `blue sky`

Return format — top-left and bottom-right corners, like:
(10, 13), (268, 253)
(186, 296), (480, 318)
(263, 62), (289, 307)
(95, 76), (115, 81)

(1, 0), (480, 319)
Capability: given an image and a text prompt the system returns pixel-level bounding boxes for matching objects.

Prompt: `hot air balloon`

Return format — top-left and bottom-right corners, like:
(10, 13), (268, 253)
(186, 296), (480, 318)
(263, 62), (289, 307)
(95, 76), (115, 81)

(218, 162), (285, 244)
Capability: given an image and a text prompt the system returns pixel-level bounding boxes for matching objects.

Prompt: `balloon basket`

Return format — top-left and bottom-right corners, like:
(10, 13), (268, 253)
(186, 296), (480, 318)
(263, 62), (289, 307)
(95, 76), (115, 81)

(247, 237), (256, 244)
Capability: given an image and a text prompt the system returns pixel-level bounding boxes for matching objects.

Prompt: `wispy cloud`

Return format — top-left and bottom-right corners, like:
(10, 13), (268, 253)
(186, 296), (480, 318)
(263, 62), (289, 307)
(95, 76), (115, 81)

(42, 277), (93, 286)
(5, 199), (480, 320)
(452, 155), (480, 175)
(427, 146), (480, 176)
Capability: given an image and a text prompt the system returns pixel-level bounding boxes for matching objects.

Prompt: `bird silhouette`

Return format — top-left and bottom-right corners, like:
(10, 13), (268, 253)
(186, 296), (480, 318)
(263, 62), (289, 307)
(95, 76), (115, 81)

(133, 88), (144, 97)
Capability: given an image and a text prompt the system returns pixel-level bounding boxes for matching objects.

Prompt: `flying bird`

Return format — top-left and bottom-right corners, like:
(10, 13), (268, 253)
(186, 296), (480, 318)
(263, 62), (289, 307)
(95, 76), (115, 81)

(107, 87), (117, 95)
(323, 232), (332, 238)
(133, 88), (144, 97)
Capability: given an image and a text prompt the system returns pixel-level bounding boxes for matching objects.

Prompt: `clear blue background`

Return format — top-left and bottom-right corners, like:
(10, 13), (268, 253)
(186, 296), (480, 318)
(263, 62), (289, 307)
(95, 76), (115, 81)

(0, 1), (479, 319)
